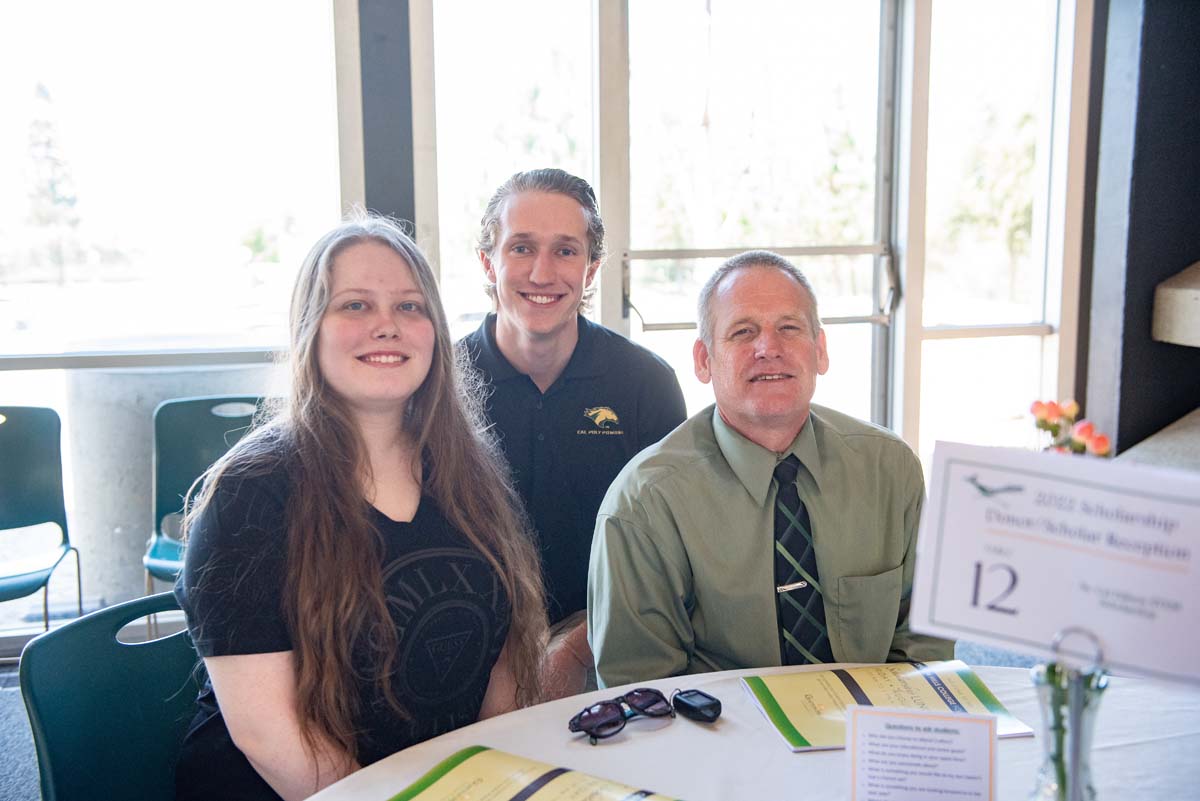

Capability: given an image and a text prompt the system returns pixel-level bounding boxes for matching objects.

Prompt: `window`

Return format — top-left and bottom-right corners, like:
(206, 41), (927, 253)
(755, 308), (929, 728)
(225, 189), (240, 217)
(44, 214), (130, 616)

(0, 0), (1093, 640)
(0, 1), (341, 358)
(415, 0), (1089, 445)
(903, 0), (1089, 467)
(622, 0), (889, 418)
(923, 2), (1055, 329)
(428, 0), (595, 340)
(0, 1), (336, 635)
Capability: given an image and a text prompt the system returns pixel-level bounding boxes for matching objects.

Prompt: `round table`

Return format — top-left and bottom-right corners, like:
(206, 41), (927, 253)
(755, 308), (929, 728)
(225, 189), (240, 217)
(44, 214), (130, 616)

(310, 664), (1200, 800)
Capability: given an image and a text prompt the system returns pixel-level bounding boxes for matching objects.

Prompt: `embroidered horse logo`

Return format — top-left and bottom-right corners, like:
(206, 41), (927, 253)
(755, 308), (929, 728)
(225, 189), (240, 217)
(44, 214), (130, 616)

(584, 406), (621, 429)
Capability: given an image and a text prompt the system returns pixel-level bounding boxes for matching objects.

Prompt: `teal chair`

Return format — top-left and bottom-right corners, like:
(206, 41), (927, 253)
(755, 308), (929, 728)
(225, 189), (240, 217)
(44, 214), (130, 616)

(20, 592), (204, 801)
(0, 406), (82, 629)
(144, 395), (261, 593)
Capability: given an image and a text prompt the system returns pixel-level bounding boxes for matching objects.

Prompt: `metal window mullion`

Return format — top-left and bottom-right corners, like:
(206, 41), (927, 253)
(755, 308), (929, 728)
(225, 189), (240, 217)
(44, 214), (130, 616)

(0, 350), (281, 372)
(1047, 0), (1093, 403)
(638, 313), (891, 334)
(332, 0), (366, 212)
(626, 244), (885, 262)
(628, 241), (892, 332)
(921, 323), (1056, 341)
(409, 0), (441, 276)
(596, 0), (632, 337)
(873, 0), (901, 428)
(891, 0), (932, 452)
(1036, 0), (1064, 330)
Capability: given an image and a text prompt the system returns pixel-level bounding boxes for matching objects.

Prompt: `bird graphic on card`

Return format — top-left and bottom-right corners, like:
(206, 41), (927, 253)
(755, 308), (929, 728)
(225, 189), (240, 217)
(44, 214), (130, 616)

(966, 474), (1024, 498)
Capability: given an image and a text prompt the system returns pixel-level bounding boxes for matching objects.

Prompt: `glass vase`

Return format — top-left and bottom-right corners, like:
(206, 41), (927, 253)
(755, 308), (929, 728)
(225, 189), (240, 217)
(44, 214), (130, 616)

(1029, 662), (1108, 801)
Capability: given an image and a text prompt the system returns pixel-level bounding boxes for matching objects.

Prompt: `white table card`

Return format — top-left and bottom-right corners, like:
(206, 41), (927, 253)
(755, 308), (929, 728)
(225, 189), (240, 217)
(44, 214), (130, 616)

(847, 705), (996, 801)
(911, 442), (1200, 682)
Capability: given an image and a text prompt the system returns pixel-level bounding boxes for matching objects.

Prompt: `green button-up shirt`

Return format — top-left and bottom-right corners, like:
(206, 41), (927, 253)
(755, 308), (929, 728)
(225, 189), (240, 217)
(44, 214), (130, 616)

(587, 403), (953, 687)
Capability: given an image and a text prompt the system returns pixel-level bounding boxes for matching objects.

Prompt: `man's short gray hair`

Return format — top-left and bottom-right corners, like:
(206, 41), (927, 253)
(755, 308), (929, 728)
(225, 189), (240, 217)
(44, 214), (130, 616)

(696, 250), (821, 345)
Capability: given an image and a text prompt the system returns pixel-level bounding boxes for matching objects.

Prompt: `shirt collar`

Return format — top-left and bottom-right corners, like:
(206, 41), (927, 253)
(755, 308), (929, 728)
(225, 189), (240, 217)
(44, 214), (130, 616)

(472, 313), (522, 382)
(472, 313), (602, 387)
(560, 316), (603, 379)
(712, 407), (825, 505)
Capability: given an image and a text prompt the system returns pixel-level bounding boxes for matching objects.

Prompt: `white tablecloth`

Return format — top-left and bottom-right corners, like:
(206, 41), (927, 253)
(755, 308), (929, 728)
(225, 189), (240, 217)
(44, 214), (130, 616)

(311, 664), (1200, 800)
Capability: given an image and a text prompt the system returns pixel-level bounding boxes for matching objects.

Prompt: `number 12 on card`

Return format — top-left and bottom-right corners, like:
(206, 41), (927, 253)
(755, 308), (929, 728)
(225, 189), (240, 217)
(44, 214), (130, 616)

(971, 562), (1018, 615)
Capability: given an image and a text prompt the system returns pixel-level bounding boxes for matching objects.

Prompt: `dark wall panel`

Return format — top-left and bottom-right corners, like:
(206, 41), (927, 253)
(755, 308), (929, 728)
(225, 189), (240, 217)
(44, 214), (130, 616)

(358, 0), (415, 226)
(1085, 0), (1200, 450)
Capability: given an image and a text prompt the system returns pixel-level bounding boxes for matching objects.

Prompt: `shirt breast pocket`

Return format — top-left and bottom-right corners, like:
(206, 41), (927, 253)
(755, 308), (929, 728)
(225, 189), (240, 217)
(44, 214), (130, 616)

(834, 563), (902, 664)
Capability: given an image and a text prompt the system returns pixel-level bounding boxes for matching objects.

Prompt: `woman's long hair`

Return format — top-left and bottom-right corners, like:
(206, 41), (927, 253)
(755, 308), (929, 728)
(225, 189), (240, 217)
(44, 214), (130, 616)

(184, 213), (547, 765)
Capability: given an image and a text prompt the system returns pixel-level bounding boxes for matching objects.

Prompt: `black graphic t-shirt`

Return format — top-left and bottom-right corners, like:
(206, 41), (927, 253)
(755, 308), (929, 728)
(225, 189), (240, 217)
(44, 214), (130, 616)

(174, 460), (510, 799)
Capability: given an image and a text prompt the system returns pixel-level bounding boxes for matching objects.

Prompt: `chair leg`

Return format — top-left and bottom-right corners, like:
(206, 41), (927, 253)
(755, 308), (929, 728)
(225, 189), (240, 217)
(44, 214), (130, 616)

(146, 571), (155, 639)
(72, 547), (82, 617)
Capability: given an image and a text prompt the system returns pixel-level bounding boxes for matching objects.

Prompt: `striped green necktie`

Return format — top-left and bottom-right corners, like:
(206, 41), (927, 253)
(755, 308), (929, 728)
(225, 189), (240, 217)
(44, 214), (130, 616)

(774, 455), (834, 664)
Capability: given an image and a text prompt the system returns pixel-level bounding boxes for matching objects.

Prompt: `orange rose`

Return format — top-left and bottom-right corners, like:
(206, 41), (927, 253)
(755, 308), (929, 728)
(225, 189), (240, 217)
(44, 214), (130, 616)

(1086, 433), (1111, 456)
(1060, 399), (1080, 420)
(1071, 420), (1095, 443)
(1043, 401), (1062, 423)
(1030, 400), (1047, 419)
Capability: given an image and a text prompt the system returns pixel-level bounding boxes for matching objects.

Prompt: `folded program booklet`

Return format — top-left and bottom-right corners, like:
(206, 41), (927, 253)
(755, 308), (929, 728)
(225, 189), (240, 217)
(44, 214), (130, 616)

(743, 659), (1033, 752)
(388, 745), (682, 801)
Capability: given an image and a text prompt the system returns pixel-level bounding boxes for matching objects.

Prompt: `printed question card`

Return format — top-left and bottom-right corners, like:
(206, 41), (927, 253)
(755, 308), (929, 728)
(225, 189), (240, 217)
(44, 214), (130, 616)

(911, 442), (1200, 683)
(847, 706), (996, 801)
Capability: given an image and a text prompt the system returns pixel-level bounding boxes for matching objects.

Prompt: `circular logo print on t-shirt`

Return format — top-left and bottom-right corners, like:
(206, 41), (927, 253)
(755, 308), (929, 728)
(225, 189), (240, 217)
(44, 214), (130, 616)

(381, 547), (505, 706)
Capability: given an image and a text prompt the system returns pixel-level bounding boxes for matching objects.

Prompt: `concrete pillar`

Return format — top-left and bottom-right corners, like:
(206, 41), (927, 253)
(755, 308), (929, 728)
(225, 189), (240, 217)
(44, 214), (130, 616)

(65, 364), (280, 607)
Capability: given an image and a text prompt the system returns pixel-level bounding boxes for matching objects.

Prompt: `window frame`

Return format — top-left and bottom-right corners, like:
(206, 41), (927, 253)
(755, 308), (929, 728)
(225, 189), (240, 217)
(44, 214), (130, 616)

(891, 0), (1092, 449)
(594, 0), (900, 427)
(1, 0), (1091, 458)
(0, 0), (365, 374)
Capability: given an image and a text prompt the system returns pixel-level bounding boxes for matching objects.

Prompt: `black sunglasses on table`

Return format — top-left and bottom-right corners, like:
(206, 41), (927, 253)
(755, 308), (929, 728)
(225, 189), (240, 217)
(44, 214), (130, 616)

(568, 688), (675, 745)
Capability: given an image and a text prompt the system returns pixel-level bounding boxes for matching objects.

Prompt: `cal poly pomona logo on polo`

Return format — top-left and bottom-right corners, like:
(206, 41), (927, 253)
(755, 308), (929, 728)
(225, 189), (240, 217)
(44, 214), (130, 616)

(578, 405), (624, 436)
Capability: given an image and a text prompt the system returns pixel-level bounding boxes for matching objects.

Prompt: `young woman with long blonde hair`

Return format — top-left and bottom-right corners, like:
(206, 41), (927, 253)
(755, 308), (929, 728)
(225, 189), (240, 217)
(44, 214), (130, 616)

(175, 214), (547, 800)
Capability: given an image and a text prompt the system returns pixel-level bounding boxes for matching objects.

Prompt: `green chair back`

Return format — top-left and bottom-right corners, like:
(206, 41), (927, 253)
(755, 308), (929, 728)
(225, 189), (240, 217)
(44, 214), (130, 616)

(0, 406), (80, 616)
(19, 592), (203, 801)
(145, 396), (261, 582)
(0, 406), (69, 536)
(154, 395), (262, 533)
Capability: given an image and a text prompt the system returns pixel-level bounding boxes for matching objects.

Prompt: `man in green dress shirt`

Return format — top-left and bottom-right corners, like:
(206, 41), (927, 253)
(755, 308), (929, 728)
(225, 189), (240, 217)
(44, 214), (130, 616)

(587, 250), (953, 687)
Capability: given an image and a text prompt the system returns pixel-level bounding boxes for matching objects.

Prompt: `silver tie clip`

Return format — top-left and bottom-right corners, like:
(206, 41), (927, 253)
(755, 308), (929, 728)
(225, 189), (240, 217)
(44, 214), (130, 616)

(776, 580), (808, 594)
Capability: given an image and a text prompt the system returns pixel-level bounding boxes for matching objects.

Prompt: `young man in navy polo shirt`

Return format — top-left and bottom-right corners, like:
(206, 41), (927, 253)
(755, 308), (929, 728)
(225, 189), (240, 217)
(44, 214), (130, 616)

(459, 168), (687, 695)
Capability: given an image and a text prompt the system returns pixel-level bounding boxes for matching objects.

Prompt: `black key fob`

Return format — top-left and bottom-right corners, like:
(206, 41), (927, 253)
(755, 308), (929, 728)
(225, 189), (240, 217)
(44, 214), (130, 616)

(672, 689), (721, 723)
